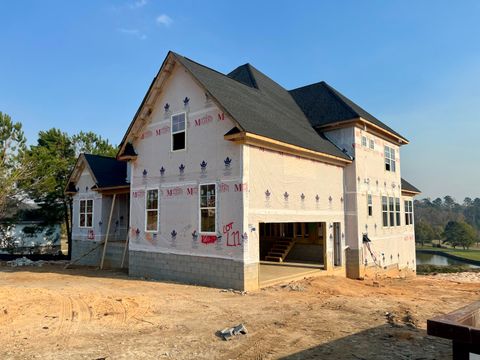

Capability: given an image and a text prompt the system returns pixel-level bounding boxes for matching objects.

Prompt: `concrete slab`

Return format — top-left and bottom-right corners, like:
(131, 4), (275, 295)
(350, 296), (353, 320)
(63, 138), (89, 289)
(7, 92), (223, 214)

(259, 262), (324, 287)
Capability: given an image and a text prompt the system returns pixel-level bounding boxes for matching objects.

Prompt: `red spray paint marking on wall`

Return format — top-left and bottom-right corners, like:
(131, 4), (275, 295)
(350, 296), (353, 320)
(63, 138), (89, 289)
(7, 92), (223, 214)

(223, 222), (241, 247)
(234, 183), (248, 192)
(133, 190), (145, 198)
(141, 130), (153, 139)
(187, 187), (198, 196)
(165, 187), (183, 197)
(219, 183), (229, 193)
(194, 114), (213, 127)
(201, 235), (217, 244)
(155, 126), (170, 136)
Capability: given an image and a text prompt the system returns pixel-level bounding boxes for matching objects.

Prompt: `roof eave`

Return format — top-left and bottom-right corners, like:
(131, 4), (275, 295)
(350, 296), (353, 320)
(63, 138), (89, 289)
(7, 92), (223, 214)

(402, 189), (421, 196)
(93, 185), (130, 194)
(225, 131), (352, 166)
(318, 117), (409, 145)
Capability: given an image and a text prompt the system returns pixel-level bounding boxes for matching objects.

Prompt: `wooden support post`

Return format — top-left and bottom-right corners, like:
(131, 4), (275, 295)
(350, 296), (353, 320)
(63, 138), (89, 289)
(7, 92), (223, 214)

(100, 193), (116, 270)
(121, 235), (129, 269)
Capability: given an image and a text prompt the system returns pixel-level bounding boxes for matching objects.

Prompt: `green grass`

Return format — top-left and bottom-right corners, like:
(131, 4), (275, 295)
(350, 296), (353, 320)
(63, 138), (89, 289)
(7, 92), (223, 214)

(416, 245), (480, 262)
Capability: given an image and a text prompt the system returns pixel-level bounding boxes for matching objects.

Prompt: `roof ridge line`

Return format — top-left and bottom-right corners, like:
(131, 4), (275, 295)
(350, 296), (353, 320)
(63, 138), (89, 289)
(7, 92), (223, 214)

(289, 80), (326, 92)
(176, 53), (261, 91)
(84, 153), (117, 160)
(244, 63), (258, 89)
(173, 52), (228, 78)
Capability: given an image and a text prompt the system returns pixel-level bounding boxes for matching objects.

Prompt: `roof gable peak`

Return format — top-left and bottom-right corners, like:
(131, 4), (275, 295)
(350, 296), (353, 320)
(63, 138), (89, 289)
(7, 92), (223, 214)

(227, 63), (258, 89)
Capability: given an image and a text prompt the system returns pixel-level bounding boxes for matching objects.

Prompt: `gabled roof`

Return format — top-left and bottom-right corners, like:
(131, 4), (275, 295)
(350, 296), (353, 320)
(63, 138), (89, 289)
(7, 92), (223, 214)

(401, 178), (421, 195)
(118, 51), (352, 163)
(83, 154), (128, 189)
(65, 154), (129, 195)
(172, 52), (351, 161)
(289, 81), (408, 143)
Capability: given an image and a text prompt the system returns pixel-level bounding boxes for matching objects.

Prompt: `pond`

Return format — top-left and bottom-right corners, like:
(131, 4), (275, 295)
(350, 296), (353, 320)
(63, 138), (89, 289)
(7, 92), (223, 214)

(416, 251), (480, 268)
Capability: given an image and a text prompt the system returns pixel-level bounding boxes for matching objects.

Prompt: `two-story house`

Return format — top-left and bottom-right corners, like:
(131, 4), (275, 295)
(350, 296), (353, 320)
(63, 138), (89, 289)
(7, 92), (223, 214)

(66, 51), (420, 290)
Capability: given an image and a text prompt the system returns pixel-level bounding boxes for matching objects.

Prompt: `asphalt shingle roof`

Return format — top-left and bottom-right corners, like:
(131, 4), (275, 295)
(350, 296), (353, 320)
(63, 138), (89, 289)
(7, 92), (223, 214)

(83, 154), (128, 189)
(401, 178), (421, 194)
(289, 81), (407, 142)
(172, 53), (351, 161)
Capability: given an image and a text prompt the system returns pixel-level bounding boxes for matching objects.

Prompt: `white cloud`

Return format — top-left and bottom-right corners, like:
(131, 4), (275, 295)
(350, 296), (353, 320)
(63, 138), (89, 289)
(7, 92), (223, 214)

(117, 28), (147, 40)
(129, 0), (147, 9)
(156, 14), (173, 27)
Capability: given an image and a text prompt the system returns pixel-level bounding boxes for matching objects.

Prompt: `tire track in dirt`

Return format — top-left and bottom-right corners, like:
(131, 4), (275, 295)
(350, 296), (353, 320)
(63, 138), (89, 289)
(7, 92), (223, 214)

(54, 295), (93, 347)
(109, 297), (127, 326)
(55, 295), (74, 346)
(123, 297), (149, 324)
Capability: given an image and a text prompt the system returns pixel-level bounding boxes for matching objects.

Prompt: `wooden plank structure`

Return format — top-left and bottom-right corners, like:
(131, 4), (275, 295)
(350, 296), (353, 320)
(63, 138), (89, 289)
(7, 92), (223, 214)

(427, 301), (480, 360)
(100, 193), (116, 270)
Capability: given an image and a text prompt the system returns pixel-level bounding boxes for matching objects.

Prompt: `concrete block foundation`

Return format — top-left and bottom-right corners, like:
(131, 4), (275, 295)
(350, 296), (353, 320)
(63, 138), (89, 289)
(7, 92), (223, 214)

(71, 239), (128, 269)
(346, 248), (362, 279)
(129, 250), (259, 291)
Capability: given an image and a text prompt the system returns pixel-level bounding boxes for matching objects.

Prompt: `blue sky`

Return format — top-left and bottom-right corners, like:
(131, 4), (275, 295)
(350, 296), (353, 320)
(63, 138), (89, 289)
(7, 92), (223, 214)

(1, 0), (479, 201)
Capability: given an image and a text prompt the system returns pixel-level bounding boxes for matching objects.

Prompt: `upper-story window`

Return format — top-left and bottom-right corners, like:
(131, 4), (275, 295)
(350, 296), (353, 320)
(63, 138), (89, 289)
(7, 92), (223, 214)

(171, 113), (186, 151)
(369, 139), (375, 150)
(405, 200), (414, 225)
(384, 145), (396, 172)
(361, 136), (367, 147)
(79, 199), (93, 228)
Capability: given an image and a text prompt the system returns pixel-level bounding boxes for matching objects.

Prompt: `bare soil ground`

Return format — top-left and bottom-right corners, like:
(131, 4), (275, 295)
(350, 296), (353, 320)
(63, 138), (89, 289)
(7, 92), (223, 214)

(0, 264), (478, 360)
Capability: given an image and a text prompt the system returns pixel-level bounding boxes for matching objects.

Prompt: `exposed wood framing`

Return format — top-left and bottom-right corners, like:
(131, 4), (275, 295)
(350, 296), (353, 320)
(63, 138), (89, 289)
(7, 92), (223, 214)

(100, 193), (116, 270)
(121, 235), (129, 269)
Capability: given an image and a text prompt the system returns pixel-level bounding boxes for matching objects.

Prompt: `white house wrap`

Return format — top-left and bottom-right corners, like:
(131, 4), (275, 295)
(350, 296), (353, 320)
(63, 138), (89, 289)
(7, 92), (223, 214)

(67, 51), (420, 290)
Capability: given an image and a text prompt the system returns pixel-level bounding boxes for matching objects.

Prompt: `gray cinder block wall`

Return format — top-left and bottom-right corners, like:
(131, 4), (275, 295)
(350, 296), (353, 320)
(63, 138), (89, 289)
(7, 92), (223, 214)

(71, 240), (128, 269)
(345, 248), (361, 279)
(129, 250), (258, 290)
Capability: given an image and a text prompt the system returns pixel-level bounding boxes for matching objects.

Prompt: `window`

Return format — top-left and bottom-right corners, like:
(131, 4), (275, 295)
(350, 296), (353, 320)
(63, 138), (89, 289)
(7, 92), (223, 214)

(405, 200), (413, 225)
(171, 113), (186, 151)
(367, 194), (373, 216)
(200, 184), (216, 233)
(395, 198), (401, 226)
(369, 139), (375, 150)
(361, 136), (367, 147)
(389, 197), (395, 226)
(382, 196), (388, 227)
(145, 189), (159, 232)
(384, 146), (396, 172)
(79, 199), (93, 228)
(382, 196), (401, 227)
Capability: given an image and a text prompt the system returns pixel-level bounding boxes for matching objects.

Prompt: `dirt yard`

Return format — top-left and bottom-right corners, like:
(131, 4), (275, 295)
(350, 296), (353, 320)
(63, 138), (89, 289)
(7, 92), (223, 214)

(0, 264), (478, 360)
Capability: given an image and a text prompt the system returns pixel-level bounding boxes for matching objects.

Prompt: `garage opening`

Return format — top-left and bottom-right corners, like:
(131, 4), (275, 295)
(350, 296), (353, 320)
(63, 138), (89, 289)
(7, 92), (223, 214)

(259, 222), (326, 266)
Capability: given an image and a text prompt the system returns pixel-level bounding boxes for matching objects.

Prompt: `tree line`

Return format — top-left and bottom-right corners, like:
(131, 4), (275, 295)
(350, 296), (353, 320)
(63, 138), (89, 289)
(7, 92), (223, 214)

(414, 196), (480, 249)
(0, 111), (116, 256)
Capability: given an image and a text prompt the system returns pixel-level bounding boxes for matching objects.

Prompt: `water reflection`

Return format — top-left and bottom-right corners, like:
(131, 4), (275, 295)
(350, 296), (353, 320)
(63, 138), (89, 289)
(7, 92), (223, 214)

(416, 252), (479, 268)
